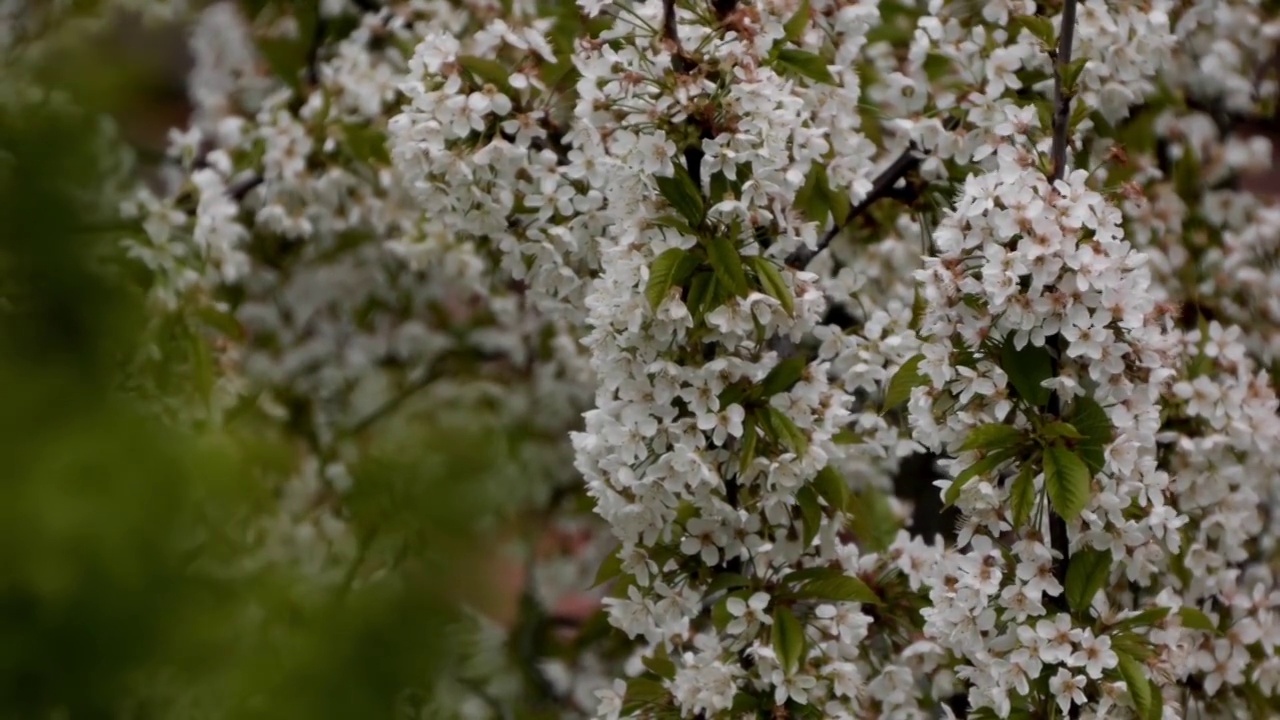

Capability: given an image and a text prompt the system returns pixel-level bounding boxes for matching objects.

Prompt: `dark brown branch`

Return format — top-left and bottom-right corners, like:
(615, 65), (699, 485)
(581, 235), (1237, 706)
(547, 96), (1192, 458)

(227, 173), (263, 201)
(710, 0), (738, 20)
(1048, 0), (1078, 183)
(785, 146), (922, 269)
(1046, 2), (1080, 665)
(662, 0), (680, 46)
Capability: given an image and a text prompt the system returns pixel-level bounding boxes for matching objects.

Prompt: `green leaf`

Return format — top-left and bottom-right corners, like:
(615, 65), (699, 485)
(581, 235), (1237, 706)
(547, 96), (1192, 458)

(783, 0), (810, 43)
(795, 163), (830, 225)
(649, 213), (696, 235)
(883, 354), (926, 412)
(1112, 633), (1155, 664)
(1065, 547), (1113, 615)
(706, 235), (749, 298)
(1116, 650), (1151, 719)
(771, 606), (806, 674)
(788, 575), (880, 605)
(1109, 607), (1172, 633)
(847, 488), (898, 552)
(762, 406), (809, 457)
(958, 423), (1025, 452)
(656, 164), (705, 228)
(686, 270), (715, 318)
(796, 485), (822, 548)
(749, 256), (795, 316)
(1041, 421), (1084, 441)
(774, 48), (836, 85)
(1177, 607), (1218, 633)
(1000, 338), (1054, 407)
(645, 247), (698, 310)
(945, 448), (1018, 507)
(1044, 443), (1092, 521)
(1015, 15), (1056, 46)
(642, 648), (676, 680)
(458, 55), (516, 94)
(341, 123), (390, 164)
(592, 550), (623, 588)
(762, 355), (807, 396)
(1070, 396), (1113, 473)
(1063, 57), (1089, 92)
(1009, 461), (1037, 528)
(812, 467), (848, 517)
(1146, 679), (1164, 720)
(623, 677), (668, 712)
(705, 572), (751, 596)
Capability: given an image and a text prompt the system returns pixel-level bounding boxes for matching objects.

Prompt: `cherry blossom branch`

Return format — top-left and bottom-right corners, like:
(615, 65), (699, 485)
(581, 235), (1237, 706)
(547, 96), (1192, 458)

(1047, 0), (1080, 624)
(785, 146), (923, 269)
(1048, 0), (1079, 184)
(787, 115), (962, 270)
(662, 0), (680, 47)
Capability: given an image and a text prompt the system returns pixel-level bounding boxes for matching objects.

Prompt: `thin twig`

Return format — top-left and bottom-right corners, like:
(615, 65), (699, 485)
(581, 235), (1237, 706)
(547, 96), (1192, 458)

(305, 15), (329, 88)
(227, 173), (263, 201)
(785, 147), (923, 269)
(662, 0), (681, 46)
(711, 0), (738, 20)
(1048, 0), (1079, 184)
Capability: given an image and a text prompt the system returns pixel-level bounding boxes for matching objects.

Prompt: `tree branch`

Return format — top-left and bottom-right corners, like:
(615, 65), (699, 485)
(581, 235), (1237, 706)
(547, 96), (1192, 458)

(1046, 0), (1080, 653)
(786, 144), (929, 269)
(1048, 0), (1078, 184)
(662, 0), (680, 46)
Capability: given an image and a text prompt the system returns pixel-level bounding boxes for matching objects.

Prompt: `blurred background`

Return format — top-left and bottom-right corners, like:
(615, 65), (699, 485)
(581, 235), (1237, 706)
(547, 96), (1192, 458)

(2, 3), (1278, 720)
(0, 4), (613, 719)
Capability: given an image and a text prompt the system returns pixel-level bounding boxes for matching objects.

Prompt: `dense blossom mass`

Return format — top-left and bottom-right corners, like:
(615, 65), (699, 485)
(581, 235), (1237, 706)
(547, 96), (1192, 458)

(6, 0), (1280, 717)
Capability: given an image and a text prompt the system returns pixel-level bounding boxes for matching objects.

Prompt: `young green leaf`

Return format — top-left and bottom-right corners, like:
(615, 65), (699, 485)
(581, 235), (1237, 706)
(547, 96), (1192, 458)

(1116, 651), (1152, 719)
(883, 354), (926, 412)
(1008, 462), (1037, 528)
(795, 163), (830, 225)
(704, 572), (751, 596)
(1145, 679), (1164, 720)
(847, 488), (898, 552)
(1108, 607), (1172, 633)
(592, 550), (623, 588)
(812, 466), (848, 517)
(1000, 338), (1054, 407)
(1015, 15), (1056, 46)
(457, 55), (516, 94)
(706, 235), (750, 297)
(789, 575), (880, 605)
(762, 355), (808, 396)
(1070, 396), (1114, 473)
(783, 0), (810, 43)
(796, 485), (823, 548)
(763, 406), (809, 456)
(645, 247), (698, 310)
(1177, 607), (1219, 633)
(771, 606), (806, 674)
(642, 648), (676, 680)
(1065, 546), (1113, 614)
(958, 423), (1025, 452)
(1041, 421), (1084, 441)
(774, 48), (836, 85)
(749, 256), (795, 316)
(1044, 443), (1091, 521)
(945, 448), (1018, 507)
(656, 164), (705, 227)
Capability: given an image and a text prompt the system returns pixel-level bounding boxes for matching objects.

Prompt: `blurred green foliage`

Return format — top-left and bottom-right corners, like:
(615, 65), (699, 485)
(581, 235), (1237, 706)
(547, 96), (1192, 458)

(0, 32), (508, 720)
